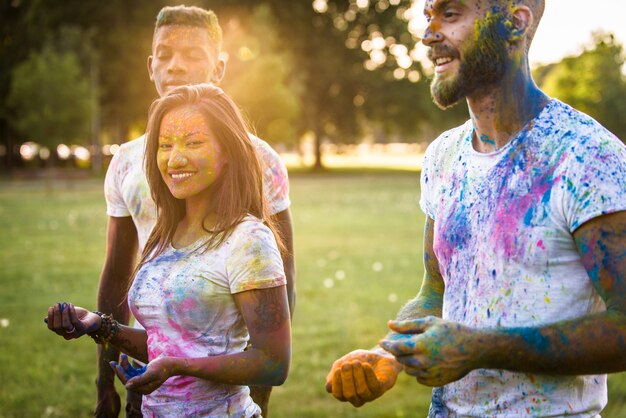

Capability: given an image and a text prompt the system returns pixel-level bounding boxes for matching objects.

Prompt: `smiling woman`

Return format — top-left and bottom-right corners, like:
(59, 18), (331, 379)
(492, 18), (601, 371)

(152, 103), (225, 252)
(142, 84), (280, 254)
(156, 105), (224, 202)
(46, 84), (291, 418)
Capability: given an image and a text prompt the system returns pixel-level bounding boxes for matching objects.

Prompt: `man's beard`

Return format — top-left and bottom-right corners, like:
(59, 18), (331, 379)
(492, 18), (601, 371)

(430, 13), (510, 109)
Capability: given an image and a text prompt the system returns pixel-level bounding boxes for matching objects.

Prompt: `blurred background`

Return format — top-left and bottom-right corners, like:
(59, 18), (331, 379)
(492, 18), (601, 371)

(2, 1), (626, 417)
(1, 0), (625, 174)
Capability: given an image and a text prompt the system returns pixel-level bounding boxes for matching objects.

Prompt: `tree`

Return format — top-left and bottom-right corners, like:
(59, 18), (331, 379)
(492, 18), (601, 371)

(8, 43), (92, 150)
(1, 0), (163, 171)
(535, 31), (626, 140)
(265, 0), (466, 168)
(93, 0), (165, 141)
(263, 1), (367, 169)
(0, 0), (57, 170)
(219, 4), (302, 146)
(1, 0), (466, 172)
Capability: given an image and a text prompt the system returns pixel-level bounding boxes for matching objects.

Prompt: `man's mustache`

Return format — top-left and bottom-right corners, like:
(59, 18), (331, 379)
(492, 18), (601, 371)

(427, 45), (461, 62)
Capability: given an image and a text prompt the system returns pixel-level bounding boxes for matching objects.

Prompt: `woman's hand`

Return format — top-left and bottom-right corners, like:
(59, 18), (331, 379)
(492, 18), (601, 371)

(111, 354), (176, 395)
(45, 302), (101, 340)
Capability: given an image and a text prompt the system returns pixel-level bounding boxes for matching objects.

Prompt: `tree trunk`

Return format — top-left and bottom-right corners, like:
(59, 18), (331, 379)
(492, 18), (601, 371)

(312, 124), (325, 171)
(90, 58), (102, 174)
(0, 119), (8, 173)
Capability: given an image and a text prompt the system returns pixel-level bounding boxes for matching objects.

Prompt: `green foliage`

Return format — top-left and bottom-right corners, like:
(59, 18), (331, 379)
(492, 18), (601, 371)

(264, 0), (467, 168)
(267, 1), (367, 143)
(314, 0), (469, 138)
(359, 69), (467, 141)
(2, 0), (464, 169)
(536, 31), (626, 140)
(8, 44), (92, 147)
(94, 1), (162, 140)
(221, 5), (302, 146)
(1, 0), (164, 148)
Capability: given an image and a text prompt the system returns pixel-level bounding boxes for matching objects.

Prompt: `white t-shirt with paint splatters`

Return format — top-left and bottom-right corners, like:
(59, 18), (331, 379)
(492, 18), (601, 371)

(129, 217), (286, 418)
(104, 133), (291, 254)
(420, 99), (626, 417)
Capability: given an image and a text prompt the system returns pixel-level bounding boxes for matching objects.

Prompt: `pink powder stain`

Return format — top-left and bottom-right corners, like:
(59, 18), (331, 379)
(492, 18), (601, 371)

(180, 297), (197, 311)
(493, 186), (546, 258)
(492, 157), (554, 259)
(166, 316), (199, 344)
(167, 376), (196, 395)
(147, 328), (186, 359)
(432, 175), (468, 267)
(489, 131), (571, 261)
(433, 224), (456, 269)
(166, 317), (184, 333)
(536, 240), (545, 249)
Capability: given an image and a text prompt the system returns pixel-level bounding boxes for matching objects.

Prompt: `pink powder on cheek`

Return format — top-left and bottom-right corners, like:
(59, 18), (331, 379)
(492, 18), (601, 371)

(156, 153), (172, 189)
(210, 141), (225, 176)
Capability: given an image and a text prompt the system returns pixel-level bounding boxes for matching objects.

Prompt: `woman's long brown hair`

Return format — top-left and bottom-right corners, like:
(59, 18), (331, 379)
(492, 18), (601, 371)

(136, 83), (284, 277)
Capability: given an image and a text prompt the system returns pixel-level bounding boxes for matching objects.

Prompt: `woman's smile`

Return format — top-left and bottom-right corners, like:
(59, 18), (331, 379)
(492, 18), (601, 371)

(157, 104), (223, 201)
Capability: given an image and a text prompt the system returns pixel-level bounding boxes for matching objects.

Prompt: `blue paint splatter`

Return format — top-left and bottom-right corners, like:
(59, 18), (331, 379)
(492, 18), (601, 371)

(479, 134), (496, 147)
(508, 328), (550, 352)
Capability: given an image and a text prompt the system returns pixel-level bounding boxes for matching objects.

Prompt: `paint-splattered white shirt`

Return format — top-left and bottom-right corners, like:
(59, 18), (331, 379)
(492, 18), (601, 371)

(129, 217), (285, 418)
(420, 99), (626, 417)
(104, 133), (291, 254)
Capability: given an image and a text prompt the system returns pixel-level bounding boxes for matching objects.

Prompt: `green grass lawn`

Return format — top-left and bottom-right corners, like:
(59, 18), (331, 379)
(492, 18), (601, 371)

(1, 171), (625, 417)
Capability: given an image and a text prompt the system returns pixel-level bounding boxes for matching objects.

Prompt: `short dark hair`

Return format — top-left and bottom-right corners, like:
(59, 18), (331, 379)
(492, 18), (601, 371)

(154, 5), (222, 52)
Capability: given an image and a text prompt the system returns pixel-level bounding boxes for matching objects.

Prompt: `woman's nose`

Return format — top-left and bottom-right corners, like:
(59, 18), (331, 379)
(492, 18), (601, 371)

(168, 150), (188, 167)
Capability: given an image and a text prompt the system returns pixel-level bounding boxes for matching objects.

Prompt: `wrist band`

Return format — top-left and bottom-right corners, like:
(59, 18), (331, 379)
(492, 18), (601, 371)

(89, 311), (119, 344)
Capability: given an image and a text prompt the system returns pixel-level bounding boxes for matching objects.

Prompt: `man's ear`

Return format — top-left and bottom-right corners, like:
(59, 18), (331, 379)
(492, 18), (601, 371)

(211, 58), (226, 84)
(147, 55), (155, 81)
(509, 5), (533, 43)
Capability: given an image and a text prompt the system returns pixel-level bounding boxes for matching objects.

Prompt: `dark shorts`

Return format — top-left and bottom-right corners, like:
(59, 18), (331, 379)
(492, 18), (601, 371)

(125, 360), (143, 418)
(125, 388), (142, 418)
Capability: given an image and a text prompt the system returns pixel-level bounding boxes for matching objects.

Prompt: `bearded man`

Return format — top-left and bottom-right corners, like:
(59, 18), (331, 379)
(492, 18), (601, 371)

(326, 0), (626, 416)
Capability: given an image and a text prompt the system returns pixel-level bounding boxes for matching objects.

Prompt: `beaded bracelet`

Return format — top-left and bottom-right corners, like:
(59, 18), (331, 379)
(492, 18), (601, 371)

(88, 311), (119, 344)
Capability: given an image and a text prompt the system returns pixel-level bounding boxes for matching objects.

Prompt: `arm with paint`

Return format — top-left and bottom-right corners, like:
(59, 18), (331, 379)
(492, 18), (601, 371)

(325, 216), (445, 406)
(46, 303), (149, 363)
(381, 211), (626, 386)
(112, 285), (291, 395)
(273, 208), (296, 318)
(256, 138), (296, 318)
(95, 215), (138, 417)
(93, 141), (141, 417)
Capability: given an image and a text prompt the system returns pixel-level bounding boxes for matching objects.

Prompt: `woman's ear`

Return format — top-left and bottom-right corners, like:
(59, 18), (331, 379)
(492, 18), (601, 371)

(508, 5), (533, 43)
